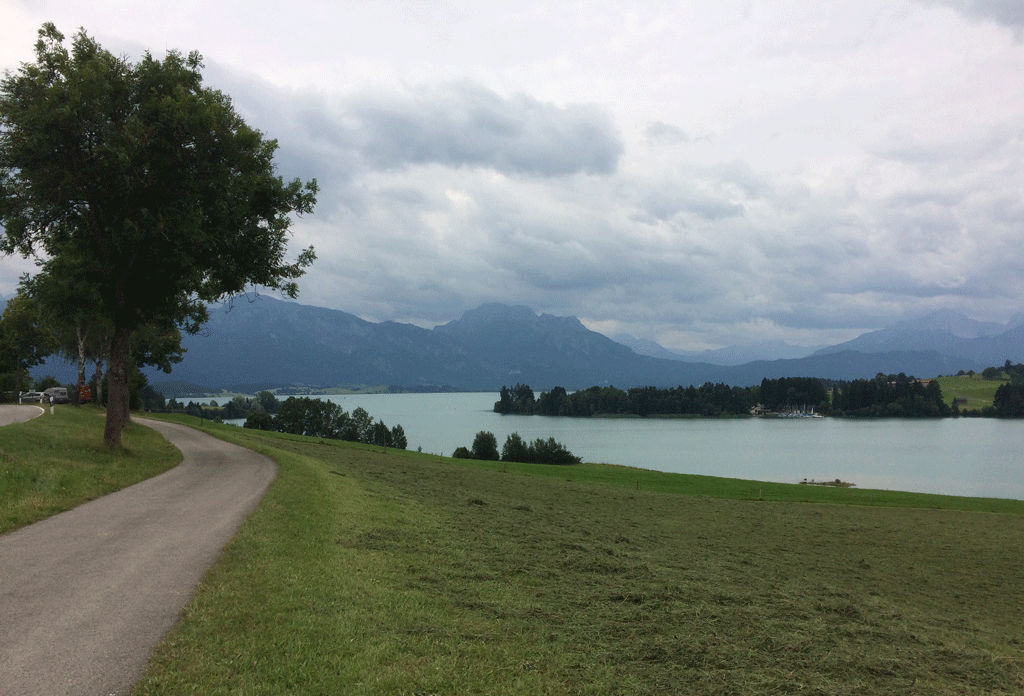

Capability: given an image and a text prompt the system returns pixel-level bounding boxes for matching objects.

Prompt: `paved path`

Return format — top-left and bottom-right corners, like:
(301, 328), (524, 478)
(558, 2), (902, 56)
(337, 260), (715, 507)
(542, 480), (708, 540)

(0, 404), (45, 426)
(0, 419), (277, 696)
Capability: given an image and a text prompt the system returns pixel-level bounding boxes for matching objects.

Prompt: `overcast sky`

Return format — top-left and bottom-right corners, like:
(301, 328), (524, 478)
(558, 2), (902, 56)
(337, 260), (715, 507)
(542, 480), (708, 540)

(3, 1), (1023, 350)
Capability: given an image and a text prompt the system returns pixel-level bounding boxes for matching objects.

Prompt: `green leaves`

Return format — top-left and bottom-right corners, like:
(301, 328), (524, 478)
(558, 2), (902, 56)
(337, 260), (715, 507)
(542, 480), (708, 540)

(1, 24), (317, 445)
(1, 24), (318, 331)
(0, 289), (54, 376)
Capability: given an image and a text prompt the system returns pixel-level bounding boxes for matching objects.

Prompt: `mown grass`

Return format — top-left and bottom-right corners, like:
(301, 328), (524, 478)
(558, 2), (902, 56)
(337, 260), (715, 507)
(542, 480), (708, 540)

(136, 419), (1024, 695)
(452, 458), (1024, 514)
(0, 405), (181, 534)
(935, 374), (1007, 409)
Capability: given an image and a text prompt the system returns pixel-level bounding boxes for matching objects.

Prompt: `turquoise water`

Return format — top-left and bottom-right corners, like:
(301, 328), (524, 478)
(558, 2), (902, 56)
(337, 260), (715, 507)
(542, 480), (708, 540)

(220, 392), (1024, 500)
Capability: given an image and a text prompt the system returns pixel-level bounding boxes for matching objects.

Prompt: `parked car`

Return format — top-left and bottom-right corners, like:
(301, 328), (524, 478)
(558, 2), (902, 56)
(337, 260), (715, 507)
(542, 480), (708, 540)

(44, 387), (70, 404)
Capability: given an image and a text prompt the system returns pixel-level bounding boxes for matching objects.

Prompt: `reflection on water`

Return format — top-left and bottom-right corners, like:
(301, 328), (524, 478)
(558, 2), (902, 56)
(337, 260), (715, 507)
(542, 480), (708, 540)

(218, 392), (1024, 500)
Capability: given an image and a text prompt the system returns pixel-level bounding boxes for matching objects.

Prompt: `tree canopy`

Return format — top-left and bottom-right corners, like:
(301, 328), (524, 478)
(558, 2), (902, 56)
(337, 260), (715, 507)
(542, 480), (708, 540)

(248, 396), (408, 448)
(471, 430), (500, 461)
(0, 289), (54, 394)
(0, 25), (317, 444)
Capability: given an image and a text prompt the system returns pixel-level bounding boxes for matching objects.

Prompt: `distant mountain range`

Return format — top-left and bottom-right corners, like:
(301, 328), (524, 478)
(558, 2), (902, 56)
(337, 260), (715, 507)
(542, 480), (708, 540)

(810, 308), (1024, 366)
(27, 298), (1022, 394)
(622, 308), (1024, 370)
(141, 299), (727, 393)
(614, 334), (821, 365)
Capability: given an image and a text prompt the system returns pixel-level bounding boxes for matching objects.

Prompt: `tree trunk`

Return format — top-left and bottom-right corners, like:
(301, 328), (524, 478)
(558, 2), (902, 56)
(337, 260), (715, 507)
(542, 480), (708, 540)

(75, 326), (88, 407)
(103, 326), (132, 447)
(14, 352), (23, 394)
(94, 357), (104, 407)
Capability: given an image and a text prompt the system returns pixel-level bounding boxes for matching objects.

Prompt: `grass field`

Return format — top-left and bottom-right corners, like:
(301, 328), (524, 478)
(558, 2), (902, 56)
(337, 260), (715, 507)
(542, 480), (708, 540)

(0, 405), (181, 534)
(935, 375), (1007, 410)
(131, 419), (1024, 695)
(4, 409), (1021, 694)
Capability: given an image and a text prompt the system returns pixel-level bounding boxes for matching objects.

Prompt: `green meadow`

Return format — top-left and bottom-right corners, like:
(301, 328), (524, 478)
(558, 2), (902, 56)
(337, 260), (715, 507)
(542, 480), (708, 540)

(934, 374), (1009, 410)
(136, 418), (1023, 695)
(0, 406), (180, 533)
(3, 411), (1022, 694)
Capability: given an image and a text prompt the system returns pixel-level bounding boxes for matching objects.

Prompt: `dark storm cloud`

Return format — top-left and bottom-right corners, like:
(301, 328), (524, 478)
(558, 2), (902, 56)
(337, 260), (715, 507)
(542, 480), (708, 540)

(345, 82), (624, 177)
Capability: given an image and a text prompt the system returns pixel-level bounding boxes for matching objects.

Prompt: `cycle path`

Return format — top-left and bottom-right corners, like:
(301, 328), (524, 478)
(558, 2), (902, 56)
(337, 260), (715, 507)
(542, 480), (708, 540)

(0, 418), (277, 696)
(0, 404), (45, 426)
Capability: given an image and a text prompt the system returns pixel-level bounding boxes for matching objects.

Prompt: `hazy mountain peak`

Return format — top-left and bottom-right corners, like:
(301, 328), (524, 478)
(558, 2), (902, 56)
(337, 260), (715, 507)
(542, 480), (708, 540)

(613, 333), (817, 365)
(453, 303), (537, 324)
(891, 308), (1004, 338)
(538, 312), (587, 331)
(440, 303), (591, 336)
(612, 333), (681, 360)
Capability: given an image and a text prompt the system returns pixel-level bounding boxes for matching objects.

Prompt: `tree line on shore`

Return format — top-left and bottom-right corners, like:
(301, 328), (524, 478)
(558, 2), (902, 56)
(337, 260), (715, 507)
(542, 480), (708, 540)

(496, 364), (1024, 419)
(162, 391), (280, 422)
(242, 396), (408, 449)
(987, 362), (1024, 418)
(495, 377), (832, 418)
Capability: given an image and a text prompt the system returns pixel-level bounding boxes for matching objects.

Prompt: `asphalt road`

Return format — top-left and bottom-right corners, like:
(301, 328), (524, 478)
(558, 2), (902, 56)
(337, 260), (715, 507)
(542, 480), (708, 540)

(0, 404), (45, 426)
(0, 418), (277, 696)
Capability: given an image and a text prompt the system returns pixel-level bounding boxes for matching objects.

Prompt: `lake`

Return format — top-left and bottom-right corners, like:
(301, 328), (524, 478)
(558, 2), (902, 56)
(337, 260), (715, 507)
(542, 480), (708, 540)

(219, 392), (1024, 501)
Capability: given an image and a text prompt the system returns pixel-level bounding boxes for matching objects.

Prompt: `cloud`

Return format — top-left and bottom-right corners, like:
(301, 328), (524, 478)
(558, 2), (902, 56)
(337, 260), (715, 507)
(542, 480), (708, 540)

(4, 1), (1024, 352)
(204, 69), (625, 217)
(643, 121), (690, 144)
(925, 0), (1024, 34)
(630, 179), (747, 223)
(346, 82), (624, 177)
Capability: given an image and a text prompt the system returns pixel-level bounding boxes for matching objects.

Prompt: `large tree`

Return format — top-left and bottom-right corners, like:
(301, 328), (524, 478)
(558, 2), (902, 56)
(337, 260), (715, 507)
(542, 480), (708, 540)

(0, 25), (317, 445)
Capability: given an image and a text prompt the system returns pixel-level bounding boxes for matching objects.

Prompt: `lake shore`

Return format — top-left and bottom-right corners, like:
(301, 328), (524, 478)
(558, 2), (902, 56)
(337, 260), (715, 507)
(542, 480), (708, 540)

(216, 392), (1024, 500)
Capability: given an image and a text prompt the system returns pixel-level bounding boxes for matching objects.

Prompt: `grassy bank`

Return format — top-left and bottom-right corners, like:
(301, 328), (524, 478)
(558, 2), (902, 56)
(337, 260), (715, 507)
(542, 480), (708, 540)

(136, 420), (1024, 695)
(0, 405), (181, 534)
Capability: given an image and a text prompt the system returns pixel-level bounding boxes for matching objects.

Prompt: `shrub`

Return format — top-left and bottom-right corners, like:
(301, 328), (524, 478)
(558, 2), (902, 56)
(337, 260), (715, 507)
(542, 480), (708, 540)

(528, 436), (581, 465)
(244, 412), (274, 431)
(491, 433), (583, 464)
(471, 431), (500, 461)
(390, 424), (408, 450)
(273, 396), (343, 439)
(501, 432), (530, 463)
